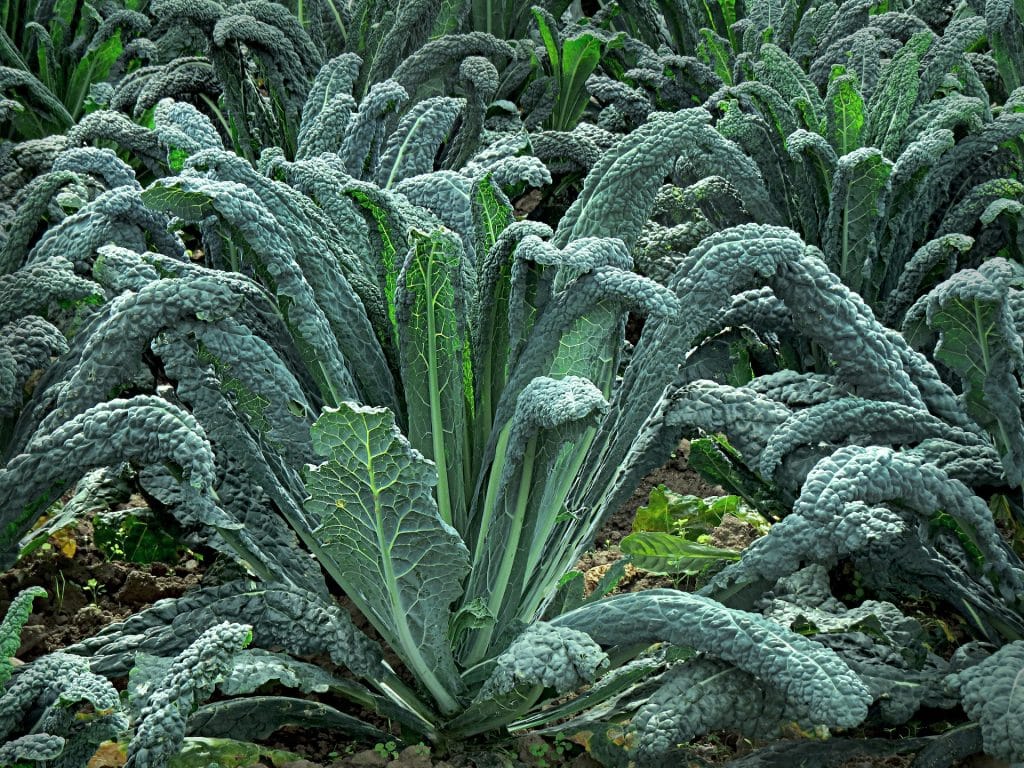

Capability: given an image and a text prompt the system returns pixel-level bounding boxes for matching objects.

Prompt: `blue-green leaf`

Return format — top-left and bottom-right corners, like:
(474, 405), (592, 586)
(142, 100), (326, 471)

(396, 227), (472, 531)
(304, 403), (469, 715)
(923, 259), (1024, 484)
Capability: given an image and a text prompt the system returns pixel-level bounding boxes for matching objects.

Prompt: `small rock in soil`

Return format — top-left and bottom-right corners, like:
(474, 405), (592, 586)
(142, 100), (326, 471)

(73, 604), (113, 634)
(92, 562), (128, 590)
(16, 623), (48, 657)
(708, 514), (761, 551)
(349, 749), (389, 767)
(393, 745), (433, 768)
(115, 570), (186, 603)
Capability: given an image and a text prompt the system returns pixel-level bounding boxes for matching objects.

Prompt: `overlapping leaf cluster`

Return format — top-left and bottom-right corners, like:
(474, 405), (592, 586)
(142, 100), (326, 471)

(1, 0), (1023, 766)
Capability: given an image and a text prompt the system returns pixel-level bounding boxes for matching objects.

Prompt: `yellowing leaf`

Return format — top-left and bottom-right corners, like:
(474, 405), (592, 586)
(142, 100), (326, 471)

(88, 740), (127, 768)
(50, 527), (77, 558)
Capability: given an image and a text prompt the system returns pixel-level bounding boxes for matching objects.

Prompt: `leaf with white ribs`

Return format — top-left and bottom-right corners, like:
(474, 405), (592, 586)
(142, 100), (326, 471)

(396, 228), (473, 532)
(303, 403), (470, 716)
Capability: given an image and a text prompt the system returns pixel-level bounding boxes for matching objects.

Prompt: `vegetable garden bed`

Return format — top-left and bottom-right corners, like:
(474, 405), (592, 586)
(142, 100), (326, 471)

(2, 0), (1024, 766)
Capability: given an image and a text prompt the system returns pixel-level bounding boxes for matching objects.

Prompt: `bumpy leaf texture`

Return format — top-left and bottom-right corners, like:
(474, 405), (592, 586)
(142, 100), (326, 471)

(946, 641), (1024, 762)
(554, 590), (871, 759)
(0, 395), (217, 566)
(920, 259), (1024, 484)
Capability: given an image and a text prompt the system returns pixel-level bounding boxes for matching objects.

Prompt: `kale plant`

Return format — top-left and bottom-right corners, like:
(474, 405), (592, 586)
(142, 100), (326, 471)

(0, 588), (254, 768)
(1, 1), (1023, 766)
(1, 0), (152, 140)
(0, 71), (877, 764)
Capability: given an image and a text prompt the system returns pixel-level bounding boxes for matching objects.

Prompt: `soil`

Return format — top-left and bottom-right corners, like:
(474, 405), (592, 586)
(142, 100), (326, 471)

(0, 450), (996, 768)
(589, 440), (724, 551)
(1, 519), (204, 662)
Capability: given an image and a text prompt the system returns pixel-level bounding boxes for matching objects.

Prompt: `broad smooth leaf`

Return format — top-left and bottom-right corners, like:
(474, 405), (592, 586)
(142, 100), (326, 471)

(304, 402), (470, 714)
(621, 531), (741, 574)
(924, 260), (1024, 484)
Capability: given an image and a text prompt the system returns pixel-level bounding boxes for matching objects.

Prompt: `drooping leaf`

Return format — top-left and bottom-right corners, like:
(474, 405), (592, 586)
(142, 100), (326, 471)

(0, 395), (218, 567)
(555, 589), (872, 759)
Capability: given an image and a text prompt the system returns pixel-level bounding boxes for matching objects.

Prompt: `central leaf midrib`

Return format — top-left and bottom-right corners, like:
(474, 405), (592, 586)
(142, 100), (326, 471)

(423, 244), (454, 525)
(364, 424), (459, 714)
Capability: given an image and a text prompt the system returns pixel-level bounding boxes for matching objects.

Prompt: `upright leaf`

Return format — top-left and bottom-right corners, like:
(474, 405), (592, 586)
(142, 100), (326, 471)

(471, 221), (550, 468)
(824, 67), (864, 156)
(985, 0), (1024, 93)
(754, 44), (824, 131)
(396, 228), (472, 531)
(376, 97), (464, 188)
(922, 259), (1024, 485)
(305, 403), (470, 715)
(864, 32), (932, 157)
(461, 376), (607, 664)
(552, 30), (604, 130)
(822, 147), (892, 293)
